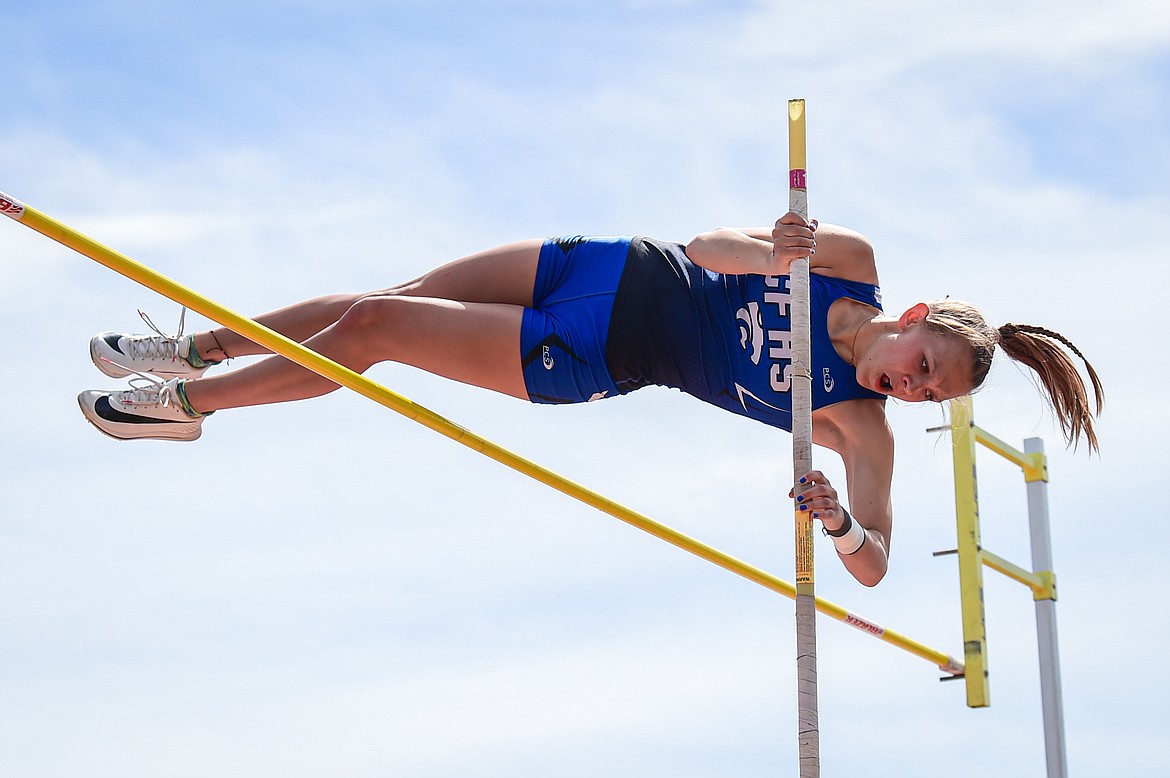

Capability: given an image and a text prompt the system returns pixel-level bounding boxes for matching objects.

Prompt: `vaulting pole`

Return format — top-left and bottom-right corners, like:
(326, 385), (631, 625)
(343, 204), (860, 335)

(788, 98), (820, 778)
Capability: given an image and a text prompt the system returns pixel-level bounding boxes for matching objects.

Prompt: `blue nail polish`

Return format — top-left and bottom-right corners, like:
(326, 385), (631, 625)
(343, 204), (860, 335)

(799, 505), (808, 511)
(812, 512), (820, 519)
(799, 476), (807, 484)
(797, 495), (805, 502)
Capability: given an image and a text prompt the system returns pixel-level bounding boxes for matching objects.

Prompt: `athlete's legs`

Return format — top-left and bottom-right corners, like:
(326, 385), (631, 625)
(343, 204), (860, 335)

(194, 240), (542, 362)
(178, 240), (542, 411)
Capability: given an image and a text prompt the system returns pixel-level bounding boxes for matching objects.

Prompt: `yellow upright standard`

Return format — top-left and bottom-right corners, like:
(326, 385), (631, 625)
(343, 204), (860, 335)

(944, 398), (1068, 774)
(950, 396), (991, 707)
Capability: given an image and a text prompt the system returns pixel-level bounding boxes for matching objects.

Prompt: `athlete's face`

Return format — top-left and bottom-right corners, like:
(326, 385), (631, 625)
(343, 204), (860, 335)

(855, 304), (975, 404)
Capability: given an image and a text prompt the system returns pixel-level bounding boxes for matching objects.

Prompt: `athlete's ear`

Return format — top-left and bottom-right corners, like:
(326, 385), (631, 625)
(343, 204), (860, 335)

(898, 302), (931, 329)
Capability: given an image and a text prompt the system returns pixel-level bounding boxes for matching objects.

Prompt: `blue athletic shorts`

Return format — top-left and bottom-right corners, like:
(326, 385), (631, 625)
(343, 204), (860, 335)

(520, 236), (631, 404)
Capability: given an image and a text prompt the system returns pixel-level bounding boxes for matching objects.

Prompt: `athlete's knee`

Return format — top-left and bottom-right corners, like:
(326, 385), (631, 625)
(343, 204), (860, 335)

(336, 295), (406, 337)
(321, 296), (417, 368)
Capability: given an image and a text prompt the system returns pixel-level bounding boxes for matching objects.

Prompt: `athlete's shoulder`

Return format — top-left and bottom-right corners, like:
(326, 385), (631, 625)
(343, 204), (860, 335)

(810, 270), (883, 312)
(810, 223), (879, 285)
(812, 397), (890, 454)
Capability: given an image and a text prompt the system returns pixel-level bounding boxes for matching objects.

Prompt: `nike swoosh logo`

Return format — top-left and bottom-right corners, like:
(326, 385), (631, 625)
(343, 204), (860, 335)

(96, 396), (181, 425)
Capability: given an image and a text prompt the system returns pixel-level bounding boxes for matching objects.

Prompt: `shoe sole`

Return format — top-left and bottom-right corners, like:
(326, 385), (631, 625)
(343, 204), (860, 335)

(77, 391), (203, 442)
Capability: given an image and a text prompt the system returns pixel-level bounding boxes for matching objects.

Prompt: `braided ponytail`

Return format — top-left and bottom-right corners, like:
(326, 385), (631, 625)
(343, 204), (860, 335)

(996, 323), (1104, 452)
(921, 300), (1104, 452)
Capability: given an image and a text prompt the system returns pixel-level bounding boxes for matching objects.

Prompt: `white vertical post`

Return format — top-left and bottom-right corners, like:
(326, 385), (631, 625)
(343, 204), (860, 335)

(1024, 437), (1068, 778)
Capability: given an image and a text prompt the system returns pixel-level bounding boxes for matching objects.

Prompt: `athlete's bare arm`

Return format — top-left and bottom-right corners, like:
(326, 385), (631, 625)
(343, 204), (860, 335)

(686, 212), (878, 285)
(808, 398), (894, 587)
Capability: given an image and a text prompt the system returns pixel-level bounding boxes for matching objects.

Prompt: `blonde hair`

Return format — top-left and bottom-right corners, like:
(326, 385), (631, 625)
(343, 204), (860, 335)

(922, 300), (1104, 452)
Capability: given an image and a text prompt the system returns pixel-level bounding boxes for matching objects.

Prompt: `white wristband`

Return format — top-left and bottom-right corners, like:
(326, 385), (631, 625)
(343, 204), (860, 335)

(832, 516), (867, 555)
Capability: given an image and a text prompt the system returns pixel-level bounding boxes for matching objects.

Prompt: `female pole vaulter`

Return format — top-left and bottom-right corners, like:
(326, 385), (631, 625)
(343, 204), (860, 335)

(78, 212), (1103, 587)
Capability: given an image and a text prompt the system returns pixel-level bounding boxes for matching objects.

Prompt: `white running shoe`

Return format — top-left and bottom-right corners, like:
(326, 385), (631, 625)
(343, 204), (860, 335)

(89, 309), (209, 379)
(78, 378), (205, 442)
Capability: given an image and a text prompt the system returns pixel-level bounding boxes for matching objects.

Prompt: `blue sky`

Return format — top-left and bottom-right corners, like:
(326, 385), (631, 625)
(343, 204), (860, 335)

(2, 2), (1168, 776)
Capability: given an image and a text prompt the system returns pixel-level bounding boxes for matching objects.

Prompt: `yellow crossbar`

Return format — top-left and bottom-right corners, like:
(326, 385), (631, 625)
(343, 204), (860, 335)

(1, 191), (963, 676)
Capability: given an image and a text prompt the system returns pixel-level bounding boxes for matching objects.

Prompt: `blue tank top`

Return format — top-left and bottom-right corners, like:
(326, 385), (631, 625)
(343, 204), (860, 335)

(606, 237), (885, 431)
